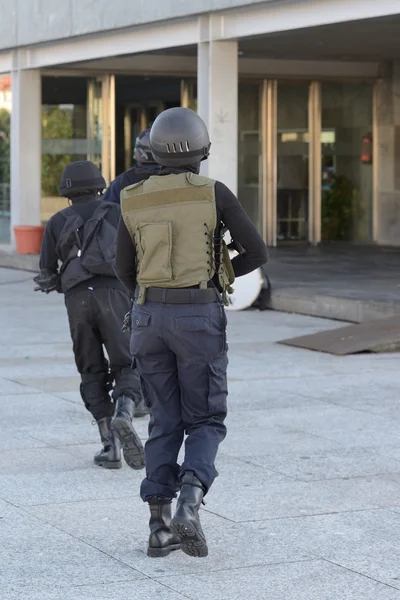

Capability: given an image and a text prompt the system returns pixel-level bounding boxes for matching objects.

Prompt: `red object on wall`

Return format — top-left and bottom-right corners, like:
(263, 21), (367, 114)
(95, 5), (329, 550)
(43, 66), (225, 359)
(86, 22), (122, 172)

(361, 134), (373, 164)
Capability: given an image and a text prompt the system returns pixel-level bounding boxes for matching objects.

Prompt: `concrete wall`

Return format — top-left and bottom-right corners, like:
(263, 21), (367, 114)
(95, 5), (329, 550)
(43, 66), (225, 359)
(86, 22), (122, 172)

(0, 0), (275, 51)
(376, 61), (400, 246)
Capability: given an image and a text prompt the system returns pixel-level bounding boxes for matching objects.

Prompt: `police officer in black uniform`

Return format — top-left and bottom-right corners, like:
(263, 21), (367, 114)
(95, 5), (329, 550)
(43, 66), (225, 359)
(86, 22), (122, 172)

(114, 108), (268, 558)
(102, 128), (160, 204)
(35, 161), (146, 471)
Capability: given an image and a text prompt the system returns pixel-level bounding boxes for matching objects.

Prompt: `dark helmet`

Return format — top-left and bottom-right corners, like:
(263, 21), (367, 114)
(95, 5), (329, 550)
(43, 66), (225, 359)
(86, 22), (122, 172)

(59, 161), (106, 197)
(133, 129), (156, 165)
(149, 107), (211, 167)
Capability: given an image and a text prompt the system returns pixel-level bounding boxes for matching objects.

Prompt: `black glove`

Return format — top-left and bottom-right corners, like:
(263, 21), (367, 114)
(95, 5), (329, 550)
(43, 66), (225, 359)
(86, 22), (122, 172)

(122, 299), (134, 333)
(33, 271), (61, 294)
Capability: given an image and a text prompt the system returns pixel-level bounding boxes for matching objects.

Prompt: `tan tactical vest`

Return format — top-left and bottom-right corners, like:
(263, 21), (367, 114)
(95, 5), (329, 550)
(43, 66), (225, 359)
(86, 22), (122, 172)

(121, 172), (235, 302)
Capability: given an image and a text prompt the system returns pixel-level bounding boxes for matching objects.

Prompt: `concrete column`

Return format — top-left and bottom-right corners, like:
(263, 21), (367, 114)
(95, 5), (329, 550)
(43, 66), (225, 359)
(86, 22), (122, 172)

(197, 40), (238, 195)
(10, 69), (41, 240)
(375, 61), (400, 246)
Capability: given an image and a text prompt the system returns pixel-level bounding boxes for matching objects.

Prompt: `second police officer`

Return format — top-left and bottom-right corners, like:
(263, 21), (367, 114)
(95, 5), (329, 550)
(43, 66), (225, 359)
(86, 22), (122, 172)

(114, 108), (268, 558)
(102, 128), (160, 204)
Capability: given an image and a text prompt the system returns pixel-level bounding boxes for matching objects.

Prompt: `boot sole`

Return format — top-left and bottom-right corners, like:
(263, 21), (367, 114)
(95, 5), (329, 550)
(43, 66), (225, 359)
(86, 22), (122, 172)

(94, 460), (122, 469)
(170, 517), (208, 558)
(111, 416), (145, 470)
(147, 543), (181, 558)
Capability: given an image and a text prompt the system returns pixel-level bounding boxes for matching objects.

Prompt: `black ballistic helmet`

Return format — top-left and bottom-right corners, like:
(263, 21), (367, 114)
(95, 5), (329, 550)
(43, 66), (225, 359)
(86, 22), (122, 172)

(59, 161), (106, 197)
(149, 107), (211, 167)
(133, 129), (156, 164)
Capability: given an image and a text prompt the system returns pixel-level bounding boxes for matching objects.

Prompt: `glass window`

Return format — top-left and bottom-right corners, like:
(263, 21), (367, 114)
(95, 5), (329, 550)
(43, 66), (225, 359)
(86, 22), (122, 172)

(238, 83), (262, 232)
(41, 76), (95, 223)
(321, 83), (373, 242)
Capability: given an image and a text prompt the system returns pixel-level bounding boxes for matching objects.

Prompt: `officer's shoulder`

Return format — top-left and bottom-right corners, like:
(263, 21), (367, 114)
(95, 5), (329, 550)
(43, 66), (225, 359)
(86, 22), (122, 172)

(101, 199), (120, 211)
(121, 181), (144, 202)
(186, 173), (216, 187)
(52, 205), (74, 223)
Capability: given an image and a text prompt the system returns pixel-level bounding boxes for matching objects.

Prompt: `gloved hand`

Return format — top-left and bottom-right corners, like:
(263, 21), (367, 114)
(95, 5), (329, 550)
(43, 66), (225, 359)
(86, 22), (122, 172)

(121, 298), (134, 333)
(33, 271), (61, 294)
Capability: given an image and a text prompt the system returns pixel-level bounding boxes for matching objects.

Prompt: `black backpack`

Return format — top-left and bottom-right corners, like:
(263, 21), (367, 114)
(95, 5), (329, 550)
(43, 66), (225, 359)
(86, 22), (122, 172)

(58, 203), (118, 280)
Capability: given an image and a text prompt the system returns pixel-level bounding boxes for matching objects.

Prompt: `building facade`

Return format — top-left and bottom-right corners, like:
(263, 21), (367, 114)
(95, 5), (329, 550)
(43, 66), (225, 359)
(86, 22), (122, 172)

(0, 0), (400, 247)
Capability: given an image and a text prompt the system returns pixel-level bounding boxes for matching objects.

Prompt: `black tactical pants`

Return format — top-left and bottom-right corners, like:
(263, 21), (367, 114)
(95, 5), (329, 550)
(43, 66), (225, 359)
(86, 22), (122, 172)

(130, 297), (228, 502)
(65, 286), (142, 421)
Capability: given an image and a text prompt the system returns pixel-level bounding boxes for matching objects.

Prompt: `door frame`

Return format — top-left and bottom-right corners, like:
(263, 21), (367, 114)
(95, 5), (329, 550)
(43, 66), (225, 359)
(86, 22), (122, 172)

(86, 74), (115, 185)
(262, 79), (319, 247)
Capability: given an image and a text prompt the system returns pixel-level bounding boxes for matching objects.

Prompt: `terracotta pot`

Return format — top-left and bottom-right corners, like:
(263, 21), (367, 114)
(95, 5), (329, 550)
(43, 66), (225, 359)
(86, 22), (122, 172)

(13, 225), (44, 255)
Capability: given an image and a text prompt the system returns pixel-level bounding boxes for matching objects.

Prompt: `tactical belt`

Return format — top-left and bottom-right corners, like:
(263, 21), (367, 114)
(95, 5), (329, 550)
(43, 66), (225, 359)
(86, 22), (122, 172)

(135, 286), (218, 304)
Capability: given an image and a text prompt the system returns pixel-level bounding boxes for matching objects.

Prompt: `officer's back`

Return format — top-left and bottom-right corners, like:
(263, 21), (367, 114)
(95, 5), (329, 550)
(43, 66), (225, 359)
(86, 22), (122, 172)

(114, 108), (268, 560)
(102, 128), (160, 204)
(36, 160), (146, 471)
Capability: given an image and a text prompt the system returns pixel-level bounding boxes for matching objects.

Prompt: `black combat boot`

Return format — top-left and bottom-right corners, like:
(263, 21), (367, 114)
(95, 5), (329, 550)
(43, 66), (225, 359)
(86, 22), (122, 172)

(170, 471), (208, 557)
(133, 396), (149, 418)
(111, 395), (145, 470)
(94, 417), (122, 469)
(147, 497), (181, 558)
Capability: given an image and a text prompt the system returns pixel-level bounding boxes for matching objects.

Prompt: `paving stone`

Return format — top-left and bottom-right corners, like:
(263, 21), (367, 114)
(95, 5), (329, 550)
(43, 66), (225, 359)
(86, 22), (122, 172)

(0, 466), (144, 506)
(0, 393), (88, 429)
(234, 404), (400, 448)
(3, 266), (400, 599)
(12, 376), (82, 393)
(261, 509), (400, 589)
(243, 446), (400, 481)
(156, 560), (400, 600)
(4, 580), (187, 600)
(26, 498), (310, 578)
(227, 380), (326, 411)
(0, 362), (77, 380)
(0, 429), (49, 451)
(0, 446), (92, 474)
(0, 377), (41, 395)
(0, 503), (145, 591)
(206, 473), (400, 522)
(220, 425), (342, 458)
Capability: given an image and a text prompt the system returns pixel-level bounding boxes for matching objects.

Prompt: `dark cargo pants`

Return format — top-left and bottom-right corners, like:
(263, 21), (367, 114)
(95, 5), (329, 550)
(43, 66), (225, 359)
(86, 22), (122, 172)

(65, 286), (142, 421)
(130, 298), (228, 501)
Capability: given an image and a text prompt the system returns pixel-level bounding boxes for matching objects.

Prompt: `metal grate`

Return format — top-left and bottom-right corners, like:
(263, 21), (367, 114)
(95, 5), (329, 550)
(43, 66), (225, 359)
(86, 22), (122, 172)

(0, 183), (10, 244)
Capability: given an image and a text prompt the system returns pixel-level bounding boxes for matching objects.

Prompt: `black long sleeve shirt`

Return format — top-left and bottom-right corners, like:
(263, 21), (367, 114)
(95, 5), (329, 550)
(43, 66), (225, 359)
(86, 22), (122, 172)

(39, 195), (125, 295)
(114, 170), (268, 295)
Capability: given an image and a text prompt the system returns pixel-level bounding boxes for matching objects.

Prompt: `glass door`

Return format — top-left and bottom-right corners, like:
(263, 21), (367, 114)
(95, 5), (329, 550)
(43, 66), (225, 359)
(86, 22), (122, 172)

(238, 83), (263, 234)
(320, 82), (373, 242)
(276, 82), (310, 243)
(181, 79), (197, 111)
(123, 103), (163, 171)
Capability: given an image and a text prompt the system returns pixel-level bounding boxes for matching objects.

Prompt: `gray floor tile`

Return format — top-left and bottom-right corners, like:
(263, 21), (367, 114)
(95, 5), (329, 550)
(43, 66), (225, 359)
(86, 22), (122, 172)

(26, 498), (310, 578)
(0, 466), (143, 505)
(261, 509), (400, 589)
(0, 377), (41, 395)
(238, 404), (400, 448)
(220, 426), (342, 458)
(243, 446), (400, 480)
(156, 560), (400, 600)
(10, 376), (81, 393)
(0, 446), (94, 474)
(206, 473), (400, 522)
(5, 580), (187, 600)
(0, 503), (145, 591)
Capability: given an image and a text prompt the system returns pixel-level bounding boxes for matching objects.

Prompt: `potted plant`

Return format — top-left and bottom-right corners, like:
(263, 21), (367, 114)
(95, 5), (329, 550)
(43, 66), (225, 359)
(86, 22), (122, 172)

(321, 174), (360, 241)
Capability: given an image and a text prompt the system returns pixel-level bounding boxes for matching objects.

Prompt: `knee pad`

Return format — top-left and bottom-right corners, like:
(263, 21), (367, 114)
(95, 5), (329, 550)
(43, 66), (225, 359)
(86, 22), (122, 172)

(112, 367), (141, 401)
(80, 373), (111, 416)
